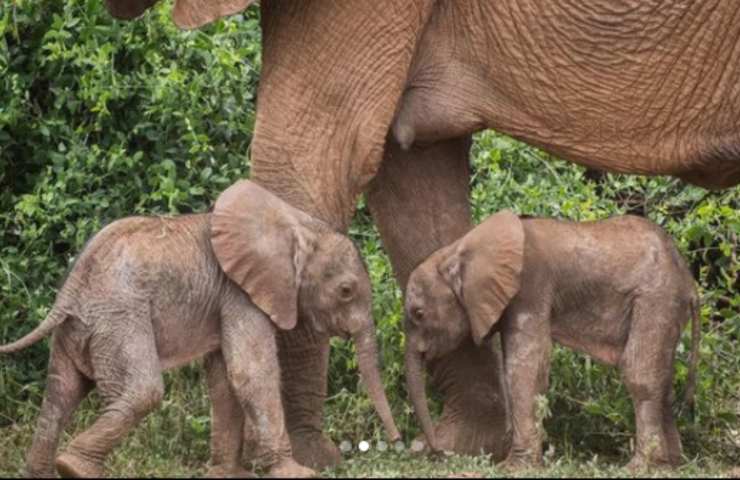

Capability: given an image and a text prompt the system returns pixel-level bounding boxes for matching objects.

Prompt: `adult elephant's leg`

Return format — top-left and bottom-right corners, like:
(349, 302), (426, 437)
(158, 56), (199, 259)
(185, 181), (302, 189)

(247, 1), (437, 468)
(367, 136), (511, 460)
(277, 320), (339, 470)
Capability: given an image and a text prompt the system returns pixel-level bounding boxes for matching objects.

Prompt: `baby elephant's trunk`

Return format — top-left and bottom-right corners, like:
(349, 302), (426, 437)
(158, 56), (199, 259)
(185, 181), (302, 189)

(404, 346), (439, 452)
(353, 327), (401, 442)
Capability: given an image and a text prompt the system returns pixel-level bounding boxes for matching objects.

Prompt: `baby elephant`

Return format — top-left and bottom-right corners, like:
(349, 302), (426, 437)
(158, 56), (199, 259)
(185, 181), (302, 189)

(404, 210), (699, 470)
(0, 180), (399, 478)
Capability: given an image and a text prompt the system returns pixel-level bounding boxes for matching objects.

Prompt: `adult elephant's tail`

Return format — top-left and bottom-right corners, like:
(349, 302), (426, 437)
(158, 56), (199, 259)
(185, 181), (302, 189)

(682, 297), (701, 408)
(0, 307), (68, 354)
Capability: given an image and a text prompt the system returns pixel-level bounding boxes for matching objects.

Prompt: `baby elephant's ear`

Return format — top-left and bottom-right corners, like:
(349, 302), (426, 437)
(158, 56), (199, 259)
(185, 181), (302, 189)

(439, 210), (525, 346)
(210, 180), (317, 331)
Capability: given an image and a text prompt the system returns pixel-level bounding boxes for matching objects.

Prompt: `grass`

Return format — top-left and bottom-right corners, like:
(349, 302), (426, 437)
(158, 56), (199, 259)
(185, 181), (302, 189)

(2, 421), (738, 478)
(1, 364), (738, 478)
(327, 451), (739, 478)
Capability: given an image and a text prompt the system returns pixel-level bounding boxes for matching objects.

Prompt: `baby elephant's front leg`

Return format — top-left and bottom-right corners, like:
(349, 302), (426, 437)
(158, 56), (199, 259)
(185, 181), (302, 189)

(220, 298), (316, 478)
(501, 310), (552, 469)
(204, 351), (256, 478)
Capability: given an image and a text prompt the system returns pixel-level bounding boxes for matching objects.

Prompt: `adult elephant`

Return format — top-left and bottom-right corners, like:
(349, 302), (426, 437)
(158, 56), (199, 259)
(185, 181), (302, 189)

(104, 0), (740, 471)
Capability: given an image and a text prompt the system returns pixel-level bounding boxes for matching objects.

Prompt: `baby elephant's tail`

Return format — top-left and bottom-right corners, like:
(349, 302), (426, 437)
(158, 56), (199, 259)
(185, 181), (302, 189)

(0, 307), (68, 354)
(682, 296), (701, 408)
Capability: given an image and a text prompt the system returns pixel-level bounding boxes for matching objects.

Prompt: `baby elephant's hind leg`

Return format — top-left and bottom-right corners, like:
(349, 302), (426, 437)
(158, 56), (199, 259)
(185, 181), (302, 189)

(25, 337), (91, 478)
(662, 388), (683, 465)
(56, 315), (164, 477)
(621, 297), (682, 470)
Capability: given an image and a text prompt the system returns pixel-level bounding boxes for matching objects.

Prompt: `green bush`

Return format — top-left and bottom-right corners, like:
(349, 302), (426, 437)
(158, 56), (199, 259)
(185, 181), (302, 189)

(1, 0), (258, 422)
(1, 0), (738, 474)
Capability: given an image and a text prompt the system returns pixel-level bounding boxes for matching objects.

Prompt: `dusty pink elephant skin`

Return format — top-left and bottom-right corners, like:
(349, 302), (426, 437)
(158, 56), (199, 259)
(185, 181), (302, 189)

(0, 180), (399, 478)
(405, 212), (700, 470)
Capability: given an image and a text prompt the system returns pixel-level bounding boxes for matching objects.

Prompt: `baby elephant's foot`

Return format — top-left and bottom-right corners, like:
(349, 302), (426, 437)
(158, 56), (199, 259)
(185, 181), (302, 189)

(290, 431), (341, 471)
(24, 465), (57, 478)
(625, 455), (674, 474)
(498, 452), (542, 473)
(267, 458), (317, 478)
(55, 451), (105, 478)
(625, 455), (649, 474)
(204, 463), (256, 478)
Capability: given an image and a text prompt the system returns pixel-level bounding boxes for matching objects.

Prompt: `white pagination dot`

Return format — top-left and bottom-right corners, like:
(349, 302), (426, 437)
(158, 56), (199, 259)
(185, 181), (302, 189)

(411, 439), (425, 452)
(377, 441), (388, 452)
(394, 440), (405, 452)
(358, 440), (370, 452)
(339, 440), (352, 453)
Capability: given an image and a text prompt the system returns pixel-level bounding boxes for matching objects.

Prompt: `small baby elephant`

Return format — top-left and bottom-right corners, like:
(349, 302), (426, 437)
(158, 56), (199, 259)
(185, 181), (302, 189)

(0, 180), (399, 478)
(403, 210), (699, 470)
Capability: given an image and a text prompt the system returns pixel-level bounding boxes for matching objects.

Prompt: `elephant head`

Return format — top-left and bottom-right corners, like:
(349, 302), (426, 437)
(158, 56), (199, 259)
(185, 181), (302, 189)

(210, 179), (400, 442)
(403, 210), (524, 451)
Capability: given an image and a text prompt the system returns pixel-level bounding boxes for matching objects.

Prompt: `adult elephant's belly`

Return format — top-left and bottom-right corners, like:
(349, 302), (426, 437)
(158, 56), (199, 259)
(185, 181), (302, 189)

(393, 0), (740, 190)
(394, 73), (740, 190)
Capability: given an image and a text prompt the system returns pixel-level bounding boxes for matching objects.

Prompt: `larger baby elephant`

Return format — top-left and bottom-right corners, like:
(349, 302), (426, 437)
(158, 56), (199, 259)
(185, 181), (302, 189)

(0, 180), (399, 478)
(404, 211), (700, 470)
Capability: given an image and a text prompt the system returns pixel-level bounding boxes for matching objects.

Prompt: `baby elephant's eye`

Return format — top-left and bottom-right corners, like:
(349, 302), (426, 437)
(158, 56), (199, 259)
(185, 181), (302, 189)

(338, 282), (355, 301)
(413, 307), (424, 320)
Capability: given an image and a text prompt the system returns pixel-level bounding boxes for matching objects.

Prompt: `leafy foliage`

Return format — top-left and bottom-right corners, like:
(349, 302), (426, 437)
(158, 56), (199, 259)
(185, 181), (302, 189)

(1, 0), (738, 475)
(1, 0), (258, 422)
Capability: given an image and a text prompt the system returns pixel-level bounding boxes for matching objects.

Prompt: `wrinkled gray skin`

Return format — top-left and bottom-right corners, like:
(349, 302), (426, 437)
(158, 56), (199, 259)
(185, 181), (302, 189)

(405, 212), (700, 470)
(0, 181), (399, 478)
(101, 0), (739, 468)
